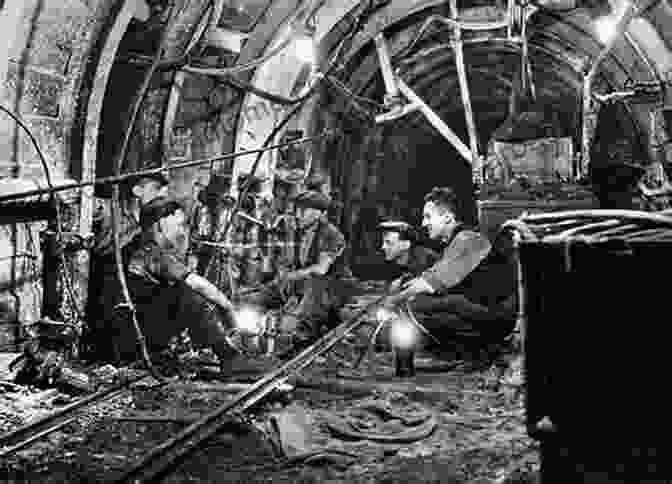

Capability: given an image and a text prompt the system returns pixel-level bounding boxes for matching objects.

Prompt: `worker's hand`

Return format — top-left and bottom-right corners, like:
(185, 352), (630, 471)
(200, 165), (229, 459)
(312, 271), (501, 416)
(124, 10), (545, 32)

(389, 277), (404, 293)
(401, 277), (434, 298)
(216, 300), (236, 326)
(275, 270), (303, 298)
(187, 253), (199, 272)
(283, 270), (305, 283)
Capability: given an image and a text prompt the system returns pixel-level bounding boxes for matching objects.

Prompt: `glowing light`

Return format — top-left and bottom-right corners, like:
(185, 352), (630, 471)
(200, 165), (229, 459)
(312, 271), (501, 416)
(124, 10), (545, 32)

(390, 320), (417, 349)
(233, 305), (265, 335)
(594, 1), (631, 45)
(293, 35), (316, 64)
(376, 307), (397, 323)
(594, 15), (619, 44)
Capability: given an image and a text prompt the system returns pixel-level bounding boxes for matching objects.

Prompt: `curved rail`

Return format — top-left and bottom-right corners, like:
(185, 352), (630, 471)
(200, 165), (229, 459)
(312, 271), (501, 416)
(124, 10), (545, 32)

(0, 373), (152, 459)
(114, 290), (396, 484)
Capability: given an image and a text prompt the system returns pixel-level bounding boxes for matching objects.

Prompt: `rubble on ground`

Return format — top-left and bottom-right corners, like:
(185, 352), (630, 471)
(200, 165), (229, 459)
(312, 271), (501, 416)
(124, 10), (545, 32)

(0, 288), (535, 483)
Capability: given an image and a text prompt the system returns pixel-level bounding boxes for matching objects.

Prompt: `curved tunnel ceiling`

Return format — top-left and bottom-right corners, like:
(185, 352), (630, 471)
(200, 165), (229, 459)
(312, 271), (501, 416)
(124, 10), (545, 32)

(217, 0), (672, 197)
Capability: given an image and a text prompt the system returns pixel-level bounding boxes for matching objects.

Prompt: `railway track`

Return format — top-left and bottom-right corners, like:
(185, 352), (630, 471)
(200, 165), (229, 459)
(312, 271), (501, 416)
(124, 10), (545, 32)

(113, 292), (390, 484)
(0, 372), (155, 460)
(0, 290), (390, 482)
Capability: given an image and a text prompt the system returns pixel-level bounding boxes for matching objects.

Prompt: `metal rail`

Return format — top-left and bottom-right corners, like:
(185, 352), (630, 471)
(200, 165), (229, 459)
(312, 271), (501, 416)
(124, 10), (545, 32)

(0, 373), (152, 458)
(114, 291), (393, 484)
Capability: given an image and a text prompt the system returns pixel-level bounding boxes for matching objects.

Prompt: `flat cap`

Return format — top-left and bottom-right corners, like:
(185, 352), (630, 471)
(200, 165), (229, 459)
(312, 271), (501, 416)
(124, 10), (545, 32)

(291, 190), (331, 211)
(378, 220), (411, 232)
(140, 195), (183, 229)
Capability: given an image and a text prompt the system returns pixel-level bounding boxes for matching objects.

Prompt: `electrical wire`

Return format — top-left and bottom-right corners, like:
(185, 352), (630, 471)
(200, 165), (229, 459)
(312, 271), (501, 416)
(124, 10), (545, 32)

(324, 75), (386, 110)
(219, 72), (316, 106)
(188, 0), (378, 108)
(108, 1), (196, 378)
(0, 105), (83, 327)
(183, 37), (294, 76)
(180, 0), (323, 78)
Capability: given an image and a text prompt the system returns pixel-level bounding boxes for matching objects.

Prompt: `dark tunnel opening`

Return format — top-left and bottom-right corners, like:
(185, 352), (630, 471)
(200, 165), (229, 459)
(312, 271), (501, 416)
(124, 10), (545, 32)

(95, 12), (166, 198)
(315, 3), (653, 273)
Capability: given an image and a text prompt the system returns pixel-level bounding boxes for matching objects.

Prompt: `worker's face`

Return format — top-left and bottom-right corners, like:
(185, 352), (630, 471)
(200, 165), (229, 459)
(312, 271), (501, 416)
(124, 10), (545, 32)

(158, 208), (187, 245)
(422, 201), (456, 240)
(381, 231), (410, 261)
(93, 197), (110, 224)
(134, 180), (168, 205)
(296, 206), (322, 228)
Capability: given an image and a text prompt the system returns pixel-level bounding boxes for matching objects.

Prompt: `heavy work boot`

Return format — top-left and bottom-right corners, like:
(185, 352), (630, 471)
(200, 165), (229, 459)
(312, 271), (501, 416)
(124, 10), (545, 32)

(214, 337), (279, 381)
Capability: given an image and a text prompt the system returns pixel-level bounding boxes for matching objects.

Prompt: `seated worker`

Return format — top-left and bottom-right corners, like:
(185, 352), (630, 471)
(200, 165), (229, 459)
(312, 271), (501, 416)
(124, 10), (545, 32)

(245, 189), (348, 351)
(385, 187), (517, 348)
(188, 174), (235, 275)
(91, 171), (169, 257)
(378, 220), (439, 284)
(85, 171), (169, 360)
(102, 196), (242, 364)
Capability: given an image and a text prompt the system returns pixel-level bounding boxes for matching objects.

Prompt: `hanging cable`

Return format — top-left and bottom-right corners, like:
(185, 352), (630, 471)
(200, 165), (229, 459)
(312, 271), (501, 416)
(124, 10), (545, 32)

(187, 0), (378, 107)
(0, 105), (83, 327)
(219, 72), (317, 106)
(108, 2), (194, 379)
(184, 37), (294, 76)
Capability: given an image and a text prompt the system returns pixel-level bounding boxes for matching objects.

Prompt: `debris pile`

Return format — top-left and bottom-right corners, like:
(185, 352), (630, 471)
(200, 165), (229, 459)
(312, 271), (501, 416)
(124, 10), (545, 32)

(9, 318), (91, 393)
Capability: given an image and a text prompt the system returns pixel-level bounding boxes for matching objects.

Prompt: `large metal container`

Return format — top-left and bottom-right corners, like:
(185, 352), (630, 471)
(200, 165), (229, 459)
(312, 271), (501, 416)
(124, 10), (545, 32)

(512, 210), (672, 483)
(478, 196), (598, 241)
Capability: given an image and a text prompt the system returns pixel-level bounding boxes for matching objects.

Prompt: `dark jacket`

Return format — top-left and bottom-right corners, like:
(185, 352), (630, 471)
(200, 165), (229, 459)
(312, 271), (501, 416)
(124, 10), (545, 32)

(387, 245), (439, 281)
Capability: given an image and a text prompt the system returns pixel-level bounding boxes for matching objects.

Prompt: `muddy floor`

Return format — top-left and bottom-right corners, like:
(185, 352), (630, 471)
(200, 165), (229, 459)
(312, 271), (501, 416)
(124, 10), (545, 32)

(0, 287), (538, 484)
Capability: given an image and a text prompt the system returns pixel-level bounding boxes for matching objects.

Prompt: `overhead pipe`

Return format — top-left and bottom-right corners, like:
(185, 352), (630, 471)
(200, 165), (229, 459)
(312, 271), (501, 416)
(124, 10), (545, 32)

(0, 134), (327, 205)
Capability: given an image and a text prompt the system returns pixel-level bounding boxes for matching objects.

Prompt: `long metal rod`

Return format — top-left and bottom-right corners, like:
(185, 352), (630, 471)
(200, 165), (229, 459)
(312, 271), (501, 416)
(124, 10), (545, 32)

(115, 291), (395, 483)
(396, 79), (473, 163)
(0, 417), (78, 459)
(448, 0), (482, 184)
(111, 0), (177, 378)
(374, 33), (399, 100)
(0, 134), (328, 205)
(0, 373), (150, 450)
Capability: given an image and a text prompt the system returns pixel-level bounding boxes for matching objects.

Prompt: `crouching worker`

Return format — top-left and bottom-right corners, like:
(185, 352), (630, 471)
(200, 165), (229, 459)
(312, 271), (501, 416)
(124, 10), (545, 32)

(379, 220), (439, 285)
(245, 189), (348, 354)
(105, 196), (240, 364)
(384, 187), (517, 356)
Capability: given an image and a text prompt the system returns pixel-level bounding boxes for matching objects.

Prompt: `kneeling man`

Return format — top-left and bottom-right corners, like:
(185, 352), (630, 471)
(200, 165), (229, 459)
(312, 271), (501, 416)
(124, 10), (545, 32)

(106, 196), (237, 362)
(385, 187), (516, 346)
(379, 220), (439, 284)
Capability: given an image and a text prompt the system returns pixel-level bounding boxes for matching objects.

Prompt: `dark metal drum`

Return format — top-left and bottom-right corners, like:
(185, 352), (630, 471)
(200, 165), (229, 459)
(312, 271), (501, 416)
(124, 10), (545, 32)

(502, 209), (672, 483)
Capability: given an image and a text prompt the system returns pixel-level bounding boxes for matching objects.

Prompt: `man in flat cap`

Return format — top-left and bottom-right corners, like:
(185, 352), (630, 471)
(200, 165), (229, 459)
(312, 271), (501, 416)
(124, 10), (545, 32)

(245, 189), (347, 354)
(85, 171), (170, 360)
(91, 171), (170, 257)
(382, 187), (517, 354)
(378, 220), (439, 286)
(104, 195), (272, 371)
(189, 174), (235, 276)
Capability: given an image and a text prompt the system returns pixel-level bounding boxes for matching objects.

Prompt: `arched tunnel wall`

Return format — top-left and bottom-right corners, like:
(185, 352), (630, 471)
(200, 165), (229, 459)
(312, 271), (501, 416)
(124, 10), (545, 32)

(0, 0), (671, 345)
(237, 0), (672, 269)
